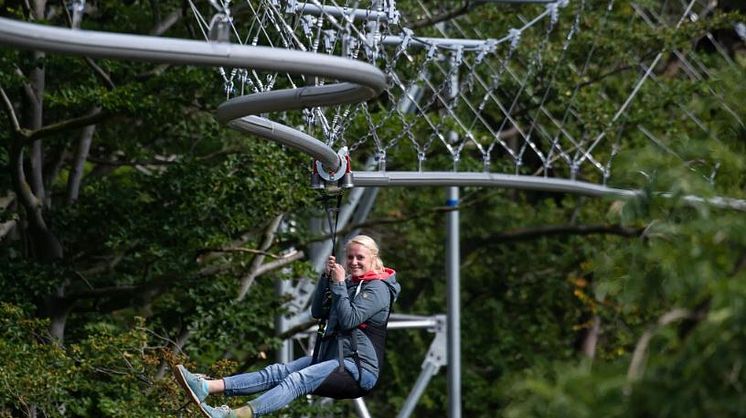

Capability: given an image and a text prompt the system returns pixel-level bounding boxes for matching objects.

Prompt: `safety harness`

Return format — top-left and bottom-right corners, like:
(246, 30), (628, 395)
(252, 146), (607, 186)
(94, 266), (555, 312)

(311, 280), (396, 399)
(310, 192), (343, 366)
(308, 152), (395, 399)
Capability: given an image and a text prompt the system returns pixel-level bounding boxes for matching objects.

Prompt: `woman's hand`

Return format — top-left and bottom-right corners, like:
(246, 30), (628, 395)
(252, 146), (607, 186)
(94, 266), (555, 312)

(326, 256), (346, 283)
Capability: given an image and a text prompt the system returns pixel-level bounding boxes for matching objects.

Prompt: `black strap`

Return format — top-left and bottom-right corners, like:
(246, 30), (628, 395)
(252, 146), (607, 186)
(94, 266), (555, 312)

(311, 310), (326, 364)
(347, 283), (396, 385)
(348, 327), (363, 381)
(311, 367), (371, 400)
(312, 192), (344, 365)
(313, 284), (396, 399)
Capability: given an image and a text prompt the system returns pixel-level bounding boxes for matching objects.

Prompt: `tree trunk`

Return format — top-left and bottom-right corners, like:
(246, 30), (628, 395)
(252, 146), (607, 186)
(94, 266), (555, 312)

(581, 315), (601, 359)
(67, 108), (99, 203)
(28, 50), (46, 206)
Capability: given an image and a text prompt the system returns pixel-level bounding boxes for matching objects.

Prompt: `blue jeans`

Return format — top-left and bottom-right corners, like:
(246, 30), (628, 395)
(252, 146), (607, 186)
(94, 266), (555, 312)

(222, 356), (377, 416)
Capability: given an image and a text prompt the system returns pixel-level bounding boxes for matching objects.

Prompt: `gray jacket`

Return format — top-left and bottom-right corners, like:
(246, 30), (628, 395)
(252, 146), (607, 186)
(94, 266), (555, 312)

(311, 269), (401, 380)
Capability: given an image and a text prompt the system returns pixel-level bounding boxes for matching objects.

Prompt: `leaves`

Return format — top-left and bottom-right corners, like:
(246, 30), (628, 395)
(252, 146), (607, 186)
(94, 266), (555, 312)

(1, 1), (745, 417)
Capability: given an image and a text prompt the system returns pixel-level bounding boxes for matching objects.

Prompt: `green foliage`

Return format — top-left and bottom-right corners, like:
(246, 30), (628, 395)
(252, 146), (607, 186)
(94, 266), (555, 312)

(1, 1), (745, 418)
(0, 303), (186, 417)
(0, 303), (72, 416)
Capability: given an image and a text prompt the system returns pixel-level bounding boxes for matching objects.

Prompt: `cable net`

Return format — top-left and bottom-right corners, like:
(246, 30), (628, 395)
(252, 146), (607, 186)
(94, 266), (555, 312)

(189, 0), (742, 188)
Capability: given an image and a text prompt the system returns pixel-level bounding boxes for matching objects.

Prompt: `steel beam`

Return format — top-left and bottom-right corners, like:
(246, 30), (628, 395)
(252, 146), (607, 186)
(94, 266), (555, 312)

(353, 171), (636, 198)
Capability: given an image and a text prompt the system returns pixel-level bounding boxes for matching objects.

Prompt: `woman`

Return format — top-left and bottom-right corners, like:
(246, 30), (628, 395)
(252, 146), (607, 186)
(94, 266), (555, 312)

(174, 235), (400, 418)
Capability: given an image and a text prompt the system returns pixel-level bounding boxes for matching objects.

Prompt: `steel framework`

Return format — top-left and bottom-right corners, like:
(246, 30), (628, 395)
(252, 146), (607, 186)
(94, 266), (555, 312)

(1, 3), (744, 416)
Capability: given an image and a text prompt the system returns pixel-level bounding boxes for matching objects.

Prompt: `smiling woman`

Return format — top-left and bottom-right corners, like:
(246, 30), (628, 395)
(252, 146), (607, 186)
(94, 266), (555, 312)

(334, 235), (387, 279)
(174, 235), (401, 418)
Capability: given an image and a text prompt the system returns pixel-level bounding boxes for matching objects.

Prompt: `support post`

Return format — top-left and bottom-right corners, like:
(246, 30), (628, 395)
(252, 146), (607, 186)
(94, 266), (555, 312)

(446, 187), (461, 418)
(275, 277), (293, 363)
(352, 398), (372, 418)
(396, 315), (447, 418)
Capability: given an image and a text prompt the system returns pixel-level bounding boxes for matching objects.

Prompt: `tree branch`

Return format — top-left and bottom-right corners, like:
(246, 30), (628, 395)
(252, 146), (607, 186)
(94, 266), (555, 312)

(195, 146), (246, 162)
(486, 223), (644, 242)
(9, 142), (42, 217)
(574, 50), (658, 91)
(67, 284), (141, 299)
(0, 86), (22, 134)
(277, 318), (316, 340)
(67, 107), (100, 203)
(84, 58), (116, 90)
(250, 250), (304, 279)
(85, 155), (176, 167)
(0, 192), (16, 211)
(13, 65), (38, 105)
(150, 9), (182, 36)
(197, 247), (286, 259)
(407, 2), (473, 30)
(0, 219), (18, 241)
(77, 244), (134, 276)
(626, 308), (693, 386)
(730, 252), (746, 276)
(293, 206), (455, 248)
(25, 108), (111, 142)
(581, 315), (601, 359)
(237, 214), (287, 301)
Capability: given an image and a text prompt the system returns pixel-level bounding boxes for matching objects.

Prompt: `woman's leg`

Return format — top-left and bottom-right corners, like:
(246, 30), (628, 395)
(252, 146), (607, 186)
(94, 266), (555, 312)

(174, 357), (313, 405)
(221, 356), (313, 396)
(245, 359), (338, 416)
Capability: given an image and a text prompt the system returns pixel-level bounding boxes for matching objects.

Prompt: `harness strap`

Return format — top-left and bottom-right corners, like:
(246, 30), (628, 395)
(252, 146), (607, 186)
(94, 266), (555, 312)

(312, 192), (344, 365)
(345, 282), (396, 386)
(311, 315), (325, 364)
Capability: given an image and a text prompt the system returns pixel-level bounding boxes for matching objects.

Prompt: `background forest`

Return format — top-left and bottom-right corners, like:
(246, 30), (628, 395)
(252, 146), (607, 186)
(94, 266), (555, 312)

(1, 1), (745, 417)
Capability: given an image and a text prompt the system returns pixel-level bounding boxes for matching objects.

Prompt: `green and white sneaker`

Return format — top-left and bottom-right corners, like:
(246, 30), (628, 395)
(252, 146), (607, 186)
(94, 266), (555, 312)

(201, 404), (254, 418)
(173, 364), (209, 407)
(200, 404), (237, 418)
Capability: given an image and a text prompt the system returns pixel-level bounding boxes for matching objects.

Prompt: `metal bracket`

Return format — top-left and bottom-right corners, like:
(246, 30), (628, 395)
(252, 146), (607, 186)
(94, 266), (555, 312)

(312, 146), (353, 190)
(395, 315), (447, 418)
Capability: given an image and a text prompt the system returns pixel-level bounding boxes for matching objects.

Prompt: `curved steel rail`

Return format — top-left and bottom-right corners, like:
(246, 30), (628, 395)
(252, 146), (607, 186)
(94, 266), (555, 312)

(1, 18), (744, 210)
(0, 17), (386, 170)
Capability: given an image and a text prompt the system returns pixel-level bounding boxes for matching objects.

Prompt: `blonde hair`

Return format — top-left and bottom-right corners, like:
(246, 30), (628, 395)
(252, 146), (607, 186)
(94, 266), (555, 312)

(346, 234), (384, 273)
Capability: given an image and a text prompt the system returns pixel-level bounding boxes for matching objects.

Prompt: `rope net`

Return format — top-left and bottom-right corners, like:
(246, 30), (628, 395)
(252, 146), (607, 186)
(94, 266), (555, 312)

(189, 0), (743, 189)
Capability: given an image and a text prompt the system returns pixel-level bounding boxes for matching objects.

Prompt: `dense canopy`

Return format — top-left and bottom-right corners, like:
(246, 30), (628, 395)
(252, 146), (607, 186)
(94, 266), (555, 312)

(1, 1), (745, 417)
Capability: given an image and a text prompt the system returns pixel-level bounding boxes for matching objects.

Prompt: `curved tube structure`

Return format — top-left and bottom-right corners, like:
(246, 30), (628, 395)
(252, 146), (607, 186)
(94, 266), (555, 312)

(227, 116), (340, 167)
(2, 17), (745, 210)
(0, 17), (386, 170)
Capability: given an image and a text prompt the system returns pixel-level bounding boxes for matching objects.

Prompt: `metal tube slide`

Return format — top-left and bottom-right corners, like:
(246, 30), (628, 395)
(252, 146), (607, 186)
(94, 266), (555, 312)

(227, 116), (340, 169)
(215, 83), (375, 123)
(352, 171), (638, 198)
(0, 17), (386, 171)
(0, 18), (386, 90)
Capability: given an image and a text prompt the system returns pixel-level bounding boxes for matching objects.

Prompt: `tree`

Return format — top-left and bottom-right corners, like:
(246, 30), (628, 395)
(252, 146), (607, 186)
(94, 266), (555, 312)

(1, 1), (745, 417)
(1, 1), (317, 415)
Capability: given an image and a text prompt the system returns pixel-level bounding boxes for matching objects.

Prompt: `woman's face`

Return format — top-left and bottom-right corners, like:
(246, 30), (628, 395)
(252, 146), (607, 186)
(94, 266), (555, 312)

(346, 243), (374, 277)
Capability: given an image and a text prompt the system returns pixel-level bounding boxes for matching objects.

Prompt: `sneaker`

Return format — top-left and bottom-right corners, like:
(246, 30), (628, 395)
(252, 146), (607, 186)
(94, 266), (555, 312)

(201, 403), (238, 418)
(173, 364), (209, 405)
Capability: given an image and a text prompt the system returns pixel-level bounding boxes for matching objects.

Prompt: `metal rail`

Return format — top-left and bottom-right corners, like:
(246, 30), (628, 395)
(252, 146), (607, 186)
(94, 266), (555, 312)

(0, 17), (386, 171)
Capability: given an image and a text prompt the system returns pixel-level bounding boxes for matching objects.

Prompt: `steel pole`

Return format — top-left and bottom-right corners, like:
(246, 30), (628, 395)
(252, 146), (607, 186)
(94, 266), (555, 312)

(446, 187), (461, 418)
(352, 398), (372, 418)
(396, 362), (439, 418)
(275, 277), (293, 363)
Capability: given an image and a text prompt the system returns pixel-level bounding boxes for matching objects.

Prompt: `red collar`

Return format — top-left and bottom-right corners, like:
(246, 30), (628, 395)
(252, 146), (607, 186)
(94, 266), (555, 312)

(351, 267), (395, 282)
